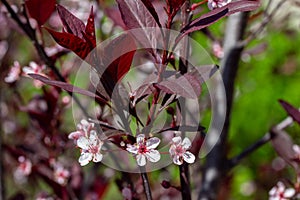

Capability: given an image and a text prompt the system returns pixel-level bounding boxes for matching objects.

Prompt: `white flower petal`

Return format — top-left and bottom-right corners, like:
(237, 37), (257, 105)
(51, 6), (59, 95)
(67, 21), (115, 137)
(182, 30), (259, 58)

(183, 151), (195, 164)
(68, 131), (83, 140)
(93, 153), (103, 163)
(182, 138), (192, 150)
(136, 134), (145, 144)
(173, 155), (183, 165)
(145, 150), (161, 163)
(269, 187), (277, 196)
(126, 144), (138, 154)
(136, 154), (146, 166)
(169, 145), (176, 156)
(284, 188), (295, 197)
(79, 152), (93, 166)
(172, 136), (182, 145)
(77, 137), (89, 150)
(146, 137), (160, 149)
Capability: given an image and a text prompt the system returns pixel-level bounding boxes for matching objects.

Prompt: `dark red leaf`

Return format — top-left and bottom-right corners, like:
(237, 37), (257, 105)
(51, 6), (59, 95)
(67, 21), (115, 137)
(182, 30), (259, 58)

(181, 1), (260, 35)
(45, 27), (92, 59)
(103, 34), (136, 83)
(56, 4), (85, 39)
(28, 74), (107, 104)
(84, 6), (96, 48)
(167, 0), (185, 12)
(155, 73), (201, 99)
(25, 0), (56, 26)
(279, 100), (300, 125)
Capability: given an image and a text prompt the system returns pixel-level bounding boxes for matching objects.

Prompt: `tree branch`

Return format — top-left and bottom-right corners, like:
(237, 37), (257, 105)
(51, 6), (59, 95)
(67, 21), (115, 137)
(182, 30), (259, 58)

(228, 116), (293, 168)
(198, 12), (249, 200)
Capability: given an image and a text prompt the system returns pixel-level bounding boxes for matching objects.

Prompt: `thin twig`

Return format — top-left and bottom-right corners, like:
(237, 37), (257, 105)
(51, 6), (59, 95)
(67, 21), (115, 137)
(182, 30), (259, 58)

(243, 0), (287, 45)
(228, 116), (293, 168)
(140, 166), (152, 200)
(1, 0), (90, 118)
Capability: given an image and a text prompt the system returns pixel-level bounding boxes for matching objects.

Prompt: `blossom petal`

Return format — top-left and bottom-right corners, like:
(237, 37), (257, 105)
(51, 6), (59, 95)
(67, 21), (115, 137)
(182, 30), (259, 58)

(136, 134), (145, 144)
(126, 144), (138, 154)
(284, 188), (295, 198)
(79, 152), (92, 166)
(77, 137), (89, 150)
(172, 136), (182, 145)
(136, 154), (146, 166)
(182, 137), (192, 150)
(146, 137), (160, 149)
(173, 155), (183, 165)
(93, 153), (103, 163)
(68, 131), (83, 140)
(169, 145), (176, 156)
(145, 150), (161, 163)
(183, 151), (195, 164)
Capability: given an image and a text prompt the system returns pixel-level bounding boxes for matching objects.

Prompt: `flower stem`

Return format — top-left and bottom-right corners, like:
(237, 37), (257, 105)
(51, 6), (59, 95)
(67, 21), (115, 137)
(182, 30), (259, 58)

(179, 163), (191, 200)
(139, 166), (152, 200)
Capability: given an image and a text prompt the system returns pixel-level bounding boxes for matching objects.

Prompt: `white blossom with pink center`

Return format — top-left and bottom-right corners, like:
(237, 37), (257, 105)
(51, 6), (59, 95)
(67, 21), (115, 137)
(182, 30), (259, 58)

(68, 119), (94, 141)
(22, 61), (46, 75)
(126, 134), (161, 166)
(77, 131), (103, 166)
(207, 0), (231, 10)
(13, 156), (32, 184)
(54, 166), (70, 185)
(269, 181), (295, 200)
(169, 136), (195, 165)
(5, 61), (21, 83)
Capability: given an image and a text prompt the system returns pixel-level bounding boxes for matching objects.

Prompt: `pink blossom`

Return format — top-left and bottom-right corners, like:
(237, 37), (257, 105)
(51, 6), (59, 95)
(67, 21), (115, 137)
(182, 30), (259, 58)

(77, 131), (103, 166)
(207, 0), (231, 10)
(13, 156), (32, 183)
(269, 181), (295, 200)
(126, 134), (161, 166)
(54, 166), (70, 185)
(68, 119), (94, 141)
(22, 61), (46, 75)
(212, 42), (224, 58)
(169, 136), (195, 165)
(4, 61), (21, 83)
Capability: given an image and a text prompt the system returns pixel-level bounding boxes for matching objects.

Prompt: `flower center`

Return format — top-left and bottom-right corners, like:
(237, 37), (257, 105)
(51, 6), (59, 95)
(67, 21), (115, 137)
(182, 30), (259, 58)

(89, 145), (99, 154)
(138, 143), (148, 154)
(175, 146), (184, 155)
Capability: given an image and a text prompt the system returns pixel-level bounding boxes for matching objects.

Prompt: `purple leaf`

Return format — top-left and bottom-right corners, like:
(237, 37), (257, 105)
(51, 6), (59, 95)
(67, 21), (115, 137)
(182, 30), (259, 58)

(279, 100), (300, 125)
(28, 74), (107, 104)
(116, 0), (161, 51)
(155, 73), (201, 99)
(181, 1), (260, 36)
(271, 128), (297, 168)
(140, 0), (162, 27)
(57, 4), (85, 39)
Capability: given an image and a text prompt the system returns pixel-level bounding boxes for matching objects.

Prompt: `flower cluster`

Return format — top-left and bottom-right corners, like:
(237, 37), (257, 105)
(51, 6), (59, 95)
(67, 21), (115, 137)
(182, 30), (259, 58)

(69, 120), (103, 166)
(207, 0), (231, 10)
(5, 61), (46, 87)
(69, 120), (197, 167)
